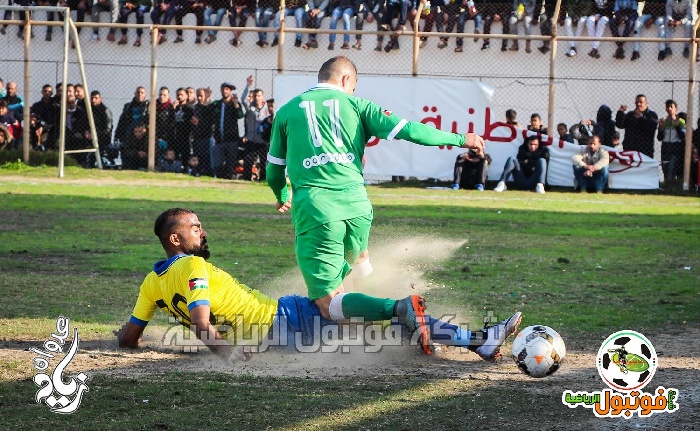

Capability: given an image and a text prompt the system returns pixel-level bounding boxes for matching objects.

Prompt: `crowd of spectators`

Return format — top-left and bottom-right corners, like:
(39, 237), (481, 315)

(450, 96), (697, 193)
(0, 75), (274, 180)
(1, 0), (698, 60)
(2, 75), (698, 189)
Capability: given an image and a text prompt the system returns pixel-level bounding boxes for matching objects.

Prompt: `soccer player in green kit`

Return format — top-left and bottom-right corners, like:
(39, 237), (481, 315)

(266, 56), (520, 359)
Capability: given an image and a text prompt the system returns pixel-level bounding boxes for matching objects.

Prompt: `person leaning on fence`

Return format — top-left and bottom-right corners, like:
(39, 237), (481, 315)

(572, 135), (610, 193)
(658, 99), (686, 183)
(494, 136), (549, 194)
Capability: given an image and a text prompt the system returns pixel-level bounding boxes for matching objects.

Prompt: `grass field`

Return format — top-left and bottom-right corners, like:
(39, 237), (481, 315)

(0, 166), (698, 430)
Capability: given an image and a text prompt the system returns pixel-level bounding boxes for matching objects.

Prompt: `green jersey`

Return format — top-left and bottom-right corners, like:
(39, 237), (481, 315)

(268, 83), (465, 234)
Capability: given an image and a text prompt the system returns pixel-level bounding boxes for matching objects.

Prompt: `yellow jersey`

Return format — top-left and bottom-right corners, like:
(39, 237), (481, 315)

(129, 254), (279, 345)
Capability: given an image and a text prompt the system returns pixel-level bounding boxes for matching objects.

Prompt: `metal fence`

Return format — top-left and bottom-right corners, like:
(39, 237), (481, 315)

(1, 1), (698, 189)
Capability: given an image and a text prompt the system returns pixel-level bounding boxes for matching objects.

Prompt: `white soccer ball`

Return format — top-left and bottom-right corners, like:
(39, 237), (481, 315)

(511, 325), (566, 378)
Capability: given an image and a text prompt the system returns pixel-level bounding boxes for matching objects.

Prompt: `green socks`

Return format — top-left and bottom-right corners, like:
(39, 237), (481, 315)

(341, 292), (396, 321)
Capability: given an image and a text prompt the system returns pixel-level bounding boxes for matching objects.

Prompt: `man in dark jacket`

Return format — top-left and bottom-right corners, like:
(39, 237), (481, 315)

(615, 94), (658, 158)
(494, 136), (550, 194)
(191, 87), (214, 176)
(210, 82), (244, 179)
(115, 86), (149, 143)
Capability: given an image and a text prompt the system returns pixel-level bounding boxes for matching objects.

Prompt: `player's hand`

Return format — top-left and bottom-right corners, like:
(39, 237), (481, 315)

(462, 133), (485, 155)
(276, 198), (292, 213)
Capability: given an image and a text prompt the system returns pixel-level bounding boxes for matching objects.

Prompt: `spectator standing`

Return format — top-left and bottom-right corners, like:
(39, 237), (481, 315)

(155, 87), (176, 155)
(115, 86), (149, 143)
(241, 76), (271, 181)
(172, 88), (195, 163)
(191, 87), (215, 176)
(3, 82), (24, 130)
(658, 99), (685, 182)
(572, 134), (610, 192)
(615, 94), (658, 157)
(30, 84), (58, 150)
(494, 136), (549, 194)
(87, 90), (114, 165)
(210, 82), (244, 179)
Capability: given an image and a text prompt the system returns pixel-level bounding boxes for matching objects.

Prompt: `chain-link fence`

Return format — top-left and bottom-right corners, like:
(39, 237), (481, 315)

(1, 0), (699, 190)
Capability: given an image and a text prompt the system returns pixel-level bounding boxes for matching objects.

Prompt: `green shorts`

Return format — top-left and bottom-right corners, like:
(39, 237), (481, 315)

(295, 214), (372, 300)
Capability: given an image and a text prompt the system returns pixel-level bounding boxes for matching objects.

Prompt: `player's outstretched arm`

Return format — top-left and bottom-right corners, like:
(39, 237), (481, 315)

(189, 304), (238, 361)
(113, 321), (145, 349)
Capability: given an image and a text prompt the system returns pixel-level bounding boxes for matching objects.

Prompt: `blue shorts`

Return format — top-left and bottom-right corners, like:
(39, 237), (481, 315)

(267, 295), (336, 349)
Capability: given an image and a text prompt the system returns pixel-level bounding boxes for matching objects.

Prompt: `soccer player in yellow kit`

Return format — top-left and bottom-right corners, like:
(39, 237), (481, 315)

(115, 208), (521, 361)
